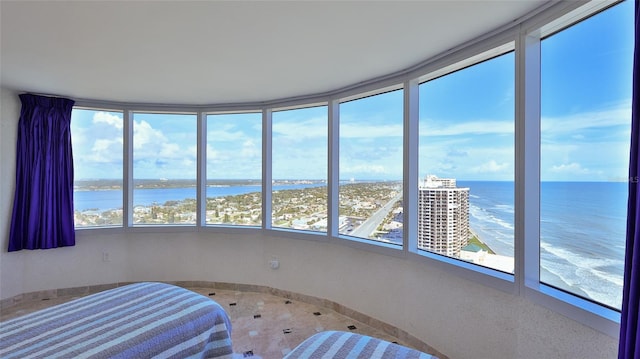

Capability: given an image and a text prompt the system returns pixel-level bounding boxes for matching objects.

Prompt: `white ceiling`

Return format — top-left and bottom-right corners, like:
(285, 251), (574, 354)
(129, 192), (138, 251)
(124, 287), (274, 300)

(1, 1), (548, 106)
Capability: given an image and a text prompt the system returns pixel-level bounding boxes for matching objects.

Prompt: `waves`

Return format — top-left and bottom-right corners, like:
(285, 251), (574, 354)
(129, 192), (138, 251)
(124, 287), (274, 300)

(463, 181), (626, 309)
(465, 182), (515, 257)
(540, 241), (623, 308)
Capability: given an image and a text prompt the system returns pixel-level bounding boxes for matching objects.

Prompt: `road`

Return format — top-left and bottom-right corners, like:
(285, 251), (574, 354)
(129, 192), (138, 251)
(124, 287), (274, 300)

(349, 191), (403, 238)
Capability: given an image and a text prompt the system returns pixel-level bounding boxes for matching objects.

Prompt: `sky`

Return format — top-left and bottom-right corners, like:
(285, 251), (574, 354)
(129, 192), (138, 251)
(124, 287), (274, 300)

(70, 0), (633, 183)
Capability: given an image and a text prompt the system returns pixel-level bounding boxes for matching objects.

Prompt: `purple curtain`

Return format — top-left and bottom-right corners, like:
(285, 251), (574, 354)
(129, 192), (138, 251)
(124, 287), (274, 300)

(619, 1), (640, 358)
(8, 94), (76, 251)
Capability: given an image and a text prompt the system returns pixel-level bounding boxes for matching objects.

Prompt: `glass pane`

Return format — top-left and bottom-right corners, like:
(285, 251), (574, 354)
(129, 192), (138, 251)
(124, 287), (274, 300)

(206, 113), (262, 226)
(339, 90), (404, 245)
(132, 113), (197, 225)
(272, 106), (328, 232)
(540, 1), (632, 310)
(71, 109), (124, 228)
(419, 52), (515, 272)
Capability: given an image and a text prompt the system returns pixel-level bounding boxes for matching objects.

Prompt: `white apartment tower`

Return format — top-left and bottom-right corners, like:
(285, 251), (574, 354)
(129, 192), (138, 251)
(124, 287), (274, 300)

(418, 175), (470, 257)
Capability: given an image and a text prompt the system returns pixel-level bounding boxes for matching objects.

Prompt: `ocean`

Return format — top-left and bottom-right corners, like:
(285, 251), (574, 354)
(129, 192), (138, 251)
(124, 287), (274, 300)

(73, 183), (324, 211)
(459, 181), (626, 310)
(74, 181), (626, 309)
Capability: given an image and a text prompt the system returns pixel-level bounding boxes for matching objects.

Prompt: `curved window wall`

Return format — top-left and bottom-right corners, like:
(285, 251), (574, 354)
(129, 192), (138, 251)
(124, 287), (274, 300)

(69, 0), (632, 336)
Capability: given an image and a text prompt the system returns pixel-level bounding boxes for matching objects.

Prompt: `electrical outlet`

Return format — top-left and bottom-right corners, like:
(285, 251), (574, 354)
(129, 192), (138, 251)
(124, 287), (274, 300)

(269, 259), (279, 269)
(102, 252), (110, 262)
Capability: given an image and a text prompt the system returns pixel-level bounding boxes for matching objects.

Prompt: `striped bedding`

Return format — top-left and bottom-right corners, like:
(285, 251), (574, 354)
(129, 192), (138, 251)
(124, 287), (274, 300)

(0, 282), (233, 359)
(284, 331), (437, 359)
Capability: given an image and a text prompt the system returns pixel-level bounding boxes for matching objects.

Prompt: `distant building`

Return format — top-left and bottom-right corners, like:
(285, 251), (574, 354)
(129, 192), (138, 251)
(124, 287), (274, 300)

(418, 175), (470, 257)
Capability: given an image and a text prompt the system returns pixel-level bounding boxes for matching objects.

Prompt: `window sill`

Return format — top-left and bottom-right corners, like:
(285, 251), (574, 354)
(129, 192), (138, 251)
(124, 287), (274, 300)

(525, 282), (620, 338)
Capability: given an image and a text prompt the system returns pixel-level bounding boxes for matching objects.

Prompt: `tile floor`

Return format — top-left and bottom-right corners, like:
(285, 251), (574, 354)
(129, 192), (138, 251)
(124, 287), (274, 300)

(0, 287), (413, 359)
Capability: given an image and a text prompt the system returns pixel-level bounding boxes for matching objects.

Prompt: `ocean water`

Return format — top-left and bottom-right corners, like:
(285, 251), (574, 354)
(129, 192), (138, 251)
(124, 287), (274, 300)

(539, 182), (626, 309)
(74, 181), (627, 309)
(74, 183), (324, 211)
(459, 181), (626, 309)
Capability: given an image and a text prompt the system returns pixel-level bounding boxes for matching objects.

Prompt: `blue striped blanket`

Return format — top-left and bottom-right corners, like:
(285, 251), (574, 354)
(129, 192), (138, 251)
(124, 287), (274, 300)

(284, 331), (437, 359)
(0, 282), (233, 359)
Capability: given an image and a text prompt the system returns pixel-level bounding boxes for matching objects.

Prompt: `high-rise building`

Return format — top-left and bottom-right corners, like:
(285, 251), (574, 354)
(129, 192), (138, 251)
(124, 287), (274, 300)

(418, 175), (470, 257)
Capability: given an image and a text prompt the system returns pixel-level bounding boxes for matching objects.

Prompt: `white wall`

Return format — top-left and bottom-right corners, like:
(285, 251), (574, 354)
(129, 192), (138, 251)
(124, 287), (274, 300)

(0, 88), (618, 359)
(1, 88), (25, 300)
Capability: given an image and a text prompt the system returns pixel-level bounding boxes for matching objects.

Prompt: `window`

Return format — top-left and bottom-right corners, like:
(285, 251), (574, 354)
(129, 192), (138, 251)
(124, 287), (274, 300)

(271, 106), (328, 232)
(419, 52), (515, 273)
(540, 0), (632, 310)
(206, 113), (262, 226)
(339, 90), (404, 245)
(71, 108), (124, 228)
(132, 112), (197, 225)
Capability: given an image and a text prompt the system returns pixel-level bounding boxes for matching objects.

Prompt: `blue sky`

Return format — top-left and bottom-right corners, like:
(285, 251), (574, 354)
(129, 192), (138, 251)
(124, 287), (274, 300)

(70, 0), (633, 182)
(208, 112), (262, 180)
(272, 106), (328, 180)
(419, 52), (515, 181)
(540, 0), (633, 182)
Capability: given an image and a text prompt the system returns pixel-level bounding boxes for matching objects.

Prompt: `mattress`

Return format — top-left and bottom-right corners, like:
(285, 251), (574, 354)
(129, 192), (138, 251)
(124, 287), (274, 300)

(284, 330), (437, 359)
(0, 282), (233, 359)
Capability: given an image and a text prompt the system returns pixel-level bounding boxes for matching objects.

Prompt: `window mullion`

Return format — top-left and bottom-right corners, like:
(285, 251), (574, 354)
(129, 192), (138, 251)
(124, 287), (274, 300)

(124, 108), (133, 228)
(263, 108), (273, 229)
(197, 111), (206, 227)
(404, 79), (419, 252)
(328, 100), (340, 238)
(516, 30), (542, 293)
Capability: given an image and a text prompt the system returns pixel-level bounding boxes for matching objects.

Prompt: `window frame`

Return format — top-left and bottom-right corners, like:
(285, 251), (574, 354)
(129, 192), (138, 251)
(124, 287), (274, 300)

(336, 86), (405, 247)
(204, 111), (264, 228)
(71, 106), (125, 229)
(270, 104), (330, 234)
(70, 0), (628, 338)
(518, 0), (626, 336)
(415, 50), (516, 273)
(129, 110), (199, 227)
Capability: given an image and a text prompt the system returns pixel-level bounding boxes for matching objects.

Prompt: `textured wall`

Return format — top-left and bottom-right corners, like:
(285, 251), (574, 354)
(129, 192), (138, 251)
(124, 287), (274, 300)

(1, 88), (24, 300)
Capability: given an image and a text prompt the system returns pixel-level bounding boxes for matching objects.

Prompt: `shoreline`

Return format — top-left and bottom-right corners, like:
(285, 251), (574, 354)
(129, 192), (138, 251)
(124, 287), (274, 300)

(467, 229), (497, 255)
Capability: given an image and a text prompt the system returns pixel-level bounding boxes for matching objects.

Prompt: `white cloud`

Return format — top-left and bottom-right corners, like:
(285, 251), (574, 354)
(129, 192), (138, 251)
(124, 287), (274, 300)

(77, 141), (123, 165)
(471, 160), (509, 173)
(158, 143), (180, 158)
(240, 139), (260, 159)
(133, 120), (194, 161)
(419, 119), (513, 136)
(71, 126), (89, 147)
(341, 163), (389, 175)
(207, 124), (251, 142)
(134, 120), (168, 149)
(273, 116), (327, 140)
(93, 111), (123, 130)
(340, 123), (403, 139)
(206, 143), (222, 161)
(541, 101), (631, 134)
(129, 119), (197, 178)
(206, 138), (262, 179)
(549, 162), (591, 175)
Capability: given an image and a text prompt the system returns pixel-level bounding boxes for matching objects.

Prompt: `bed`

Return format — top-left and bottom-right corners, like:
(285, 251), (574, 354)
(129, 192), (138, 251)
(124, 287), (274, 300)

(284, 330), (437, 359)
(0, 282), (233, 359)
